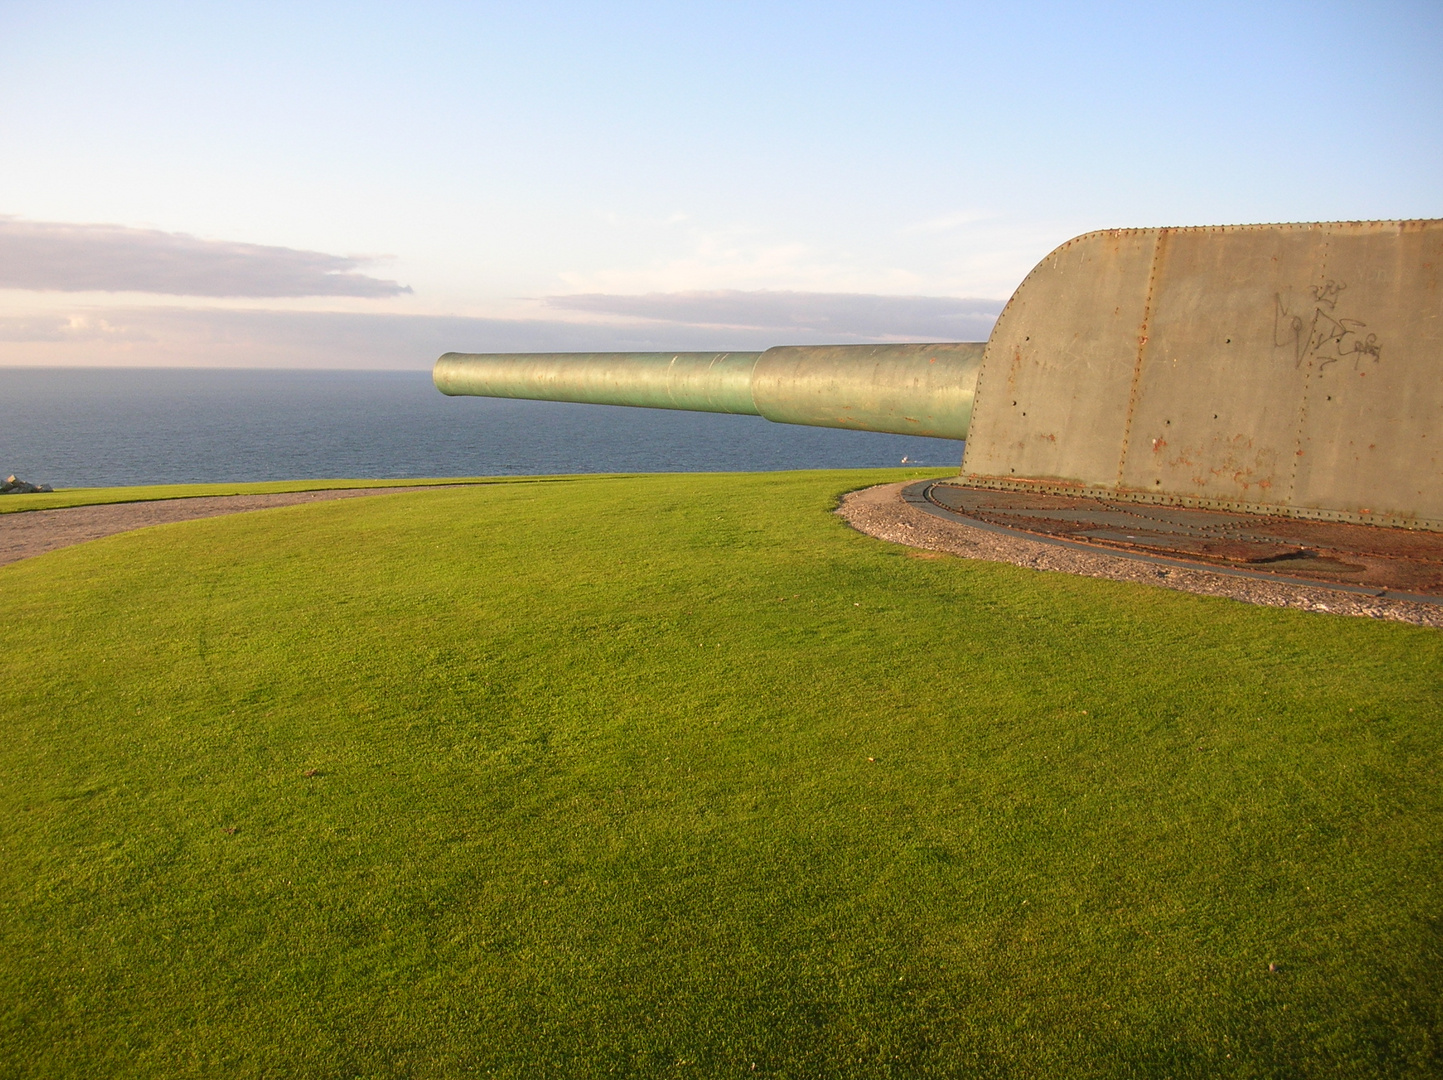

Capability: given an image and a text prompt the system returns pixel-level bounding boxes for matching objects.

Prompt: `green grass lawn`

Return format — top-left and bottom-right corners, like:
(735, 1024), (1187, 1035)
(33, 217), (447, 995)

(1, 470), (1439, 1078)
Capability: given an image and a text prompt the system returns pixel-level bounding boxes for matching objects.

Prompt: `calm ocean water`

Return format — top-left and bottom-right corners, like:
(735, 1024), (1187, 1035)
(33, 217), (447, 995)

(0, 368), (964, 488)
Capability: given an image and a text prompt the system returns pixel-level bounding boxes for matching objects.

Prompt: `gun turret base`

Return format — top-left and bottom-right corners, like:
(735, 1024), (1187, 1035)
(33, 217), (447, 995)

(914, 481), (1443, 601)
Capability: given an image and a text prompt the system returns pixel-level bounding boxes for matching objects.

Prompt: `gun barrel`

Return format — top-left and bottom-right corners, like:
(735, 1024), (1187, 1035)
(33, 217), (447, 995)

(434, 342), (984, 440)
(434, 351), (763, 415)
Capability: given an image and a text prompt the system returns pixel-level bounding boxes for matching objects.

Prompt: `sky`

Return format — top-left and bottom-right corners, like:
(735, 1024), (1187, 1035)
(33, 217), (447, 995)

(1, 0), (1440, 369)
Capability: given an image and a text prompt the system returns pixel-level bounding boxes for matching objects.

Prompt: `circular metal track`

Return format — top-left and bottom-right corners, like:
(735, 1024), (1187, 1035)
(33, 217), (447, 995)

(905, 481), (1443, 604)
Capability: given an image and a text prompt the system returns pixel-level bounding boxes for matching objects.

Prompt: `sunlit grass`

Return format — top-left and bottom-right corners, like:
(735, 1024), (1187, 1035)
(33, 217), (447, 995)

(1, 470), (1438, 1078)
(0, 474), (555, 514)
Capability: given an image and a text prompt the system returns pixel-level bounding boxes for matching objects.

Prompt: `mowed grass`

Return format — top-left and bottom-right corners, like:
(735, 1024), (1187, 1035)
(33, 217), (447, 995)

(0, 470), (1439, 1078)
(0, 475), (537, 514)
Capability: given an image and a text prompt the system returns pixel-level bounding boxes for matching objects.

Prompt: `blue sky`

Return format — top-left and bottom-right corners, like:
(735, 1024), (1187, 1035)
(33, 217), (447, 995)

(1, 0), (1440, 366)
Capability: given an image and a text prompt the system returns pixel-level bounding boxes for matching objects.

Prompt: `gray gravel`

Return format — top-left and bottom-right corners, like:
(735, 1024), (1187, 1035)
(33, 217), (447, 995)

(837, 481), (1442, 628)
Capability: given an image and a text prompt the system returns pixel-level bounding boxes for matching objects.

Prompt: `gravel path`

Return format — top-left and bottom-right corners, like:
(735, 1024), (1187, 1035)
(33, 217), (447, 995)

(837, 481), (1443, 627)
(0, 487), (446, 569)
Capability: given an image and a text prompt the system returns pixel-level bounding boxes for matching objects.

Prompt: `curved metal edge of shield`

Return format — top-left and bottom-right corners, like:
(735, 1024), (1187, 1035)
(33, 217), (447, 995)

(963, 219), (1443, 530)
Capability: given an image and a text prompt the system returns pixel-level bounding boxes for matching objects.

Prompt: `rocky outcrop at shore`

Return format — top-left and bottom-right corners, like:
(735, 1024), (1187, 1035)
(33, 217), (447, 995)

(1, 474), (53, 494)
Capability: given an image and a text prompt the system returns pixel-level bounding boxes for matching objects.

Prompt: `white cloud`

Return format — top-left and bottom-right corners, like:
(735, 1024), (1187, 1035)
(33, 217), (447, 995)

(901, 210), (993, 235)
(0, 313), (155, 343)
(560, 214), (932, 295)
(543, 291), (1001, 341)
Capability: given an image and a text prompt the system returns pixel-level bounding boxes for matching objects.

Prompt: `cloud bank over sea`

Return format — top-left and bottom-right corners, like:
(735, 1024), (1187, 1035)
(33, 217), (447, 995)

(0, 217), (1002, 368)
(0, 218), (410, 298)
(0, 300), (1002, 369)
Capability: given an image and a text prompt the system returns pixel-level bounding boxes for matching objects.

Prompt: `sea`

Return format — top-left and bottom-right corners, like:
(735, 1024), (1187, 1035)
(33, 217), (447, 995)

(1, 368), (963, 488)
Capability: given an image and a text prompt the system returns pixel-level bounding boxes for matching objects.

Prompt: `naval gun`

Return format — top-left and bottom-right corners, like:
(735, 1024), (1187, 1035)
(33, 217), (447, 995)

(438, 219), (1443, 531)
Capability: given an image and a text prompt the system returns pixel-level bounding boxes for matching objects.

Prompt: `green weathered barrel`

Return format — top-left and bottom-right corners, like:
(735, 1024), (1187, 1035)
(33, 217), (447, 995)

(433, 351), (763, 415)
(435, 343), (985, 440)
